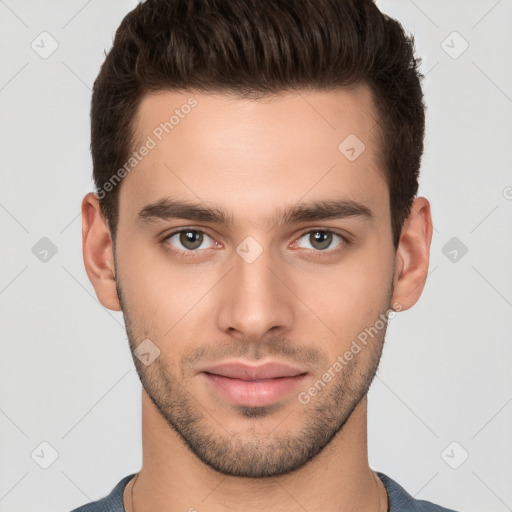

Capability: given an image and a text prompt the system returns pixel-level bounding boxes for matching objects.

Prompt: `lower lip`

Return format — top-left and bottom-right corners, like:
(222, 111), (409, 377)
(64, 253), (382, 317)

(202, 372), (308, 407)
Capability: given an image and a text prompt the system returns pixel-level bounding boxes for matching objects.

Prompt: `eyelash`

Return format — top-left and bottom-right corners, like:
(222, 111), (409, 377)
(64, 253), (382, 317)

(160, 228), (350, 258)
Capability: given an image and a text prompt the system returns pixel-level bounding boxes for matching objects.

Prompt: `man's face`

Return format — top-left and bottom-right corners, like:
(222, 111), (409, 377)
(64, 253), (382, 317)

(113, 86), (396, 477)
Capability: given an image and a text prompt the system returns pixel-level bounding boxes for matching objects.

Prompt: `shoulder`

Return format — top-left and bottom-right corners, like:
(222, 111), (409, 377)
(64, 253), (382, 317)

(68, 474), (136, 512)
(377, 472), (460, 512)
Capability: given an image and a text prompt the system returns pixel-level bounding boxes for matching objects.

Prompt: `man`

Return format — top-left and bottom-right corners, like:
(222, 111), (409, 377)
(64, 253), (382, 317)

(74, 0), (458, 510)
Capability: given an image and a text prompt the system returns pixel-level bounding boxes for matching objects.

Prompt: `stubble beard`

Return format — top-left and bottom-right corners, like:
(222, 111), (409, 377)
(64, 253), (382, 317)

(116, 276), (391, 478)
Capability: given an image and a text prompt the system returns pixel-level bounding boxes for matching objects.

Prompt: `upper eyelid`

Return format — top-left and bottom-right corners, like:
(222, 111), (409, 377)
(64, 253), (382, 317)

(293, 230), (348, 249)
(297, 228), (348, 239)
(163, 227), (216, 242)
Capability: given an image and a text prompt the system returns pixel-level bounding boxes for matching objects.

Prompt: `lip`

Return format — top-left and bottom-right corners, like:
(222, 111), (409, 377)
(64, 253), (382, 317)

(200, 361), (307, 381)
(200, 361), (308, 407)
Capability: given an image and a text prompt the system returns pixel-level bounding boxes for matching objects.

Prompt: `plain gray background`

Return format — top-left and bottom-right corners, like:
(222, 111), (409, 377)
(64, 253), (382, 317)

(0, 0), (511, 511)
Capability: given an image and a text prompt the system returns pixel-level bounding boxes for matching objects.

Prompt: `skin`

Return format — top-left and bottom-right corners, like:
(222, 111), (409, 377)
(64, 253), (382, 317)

(82, 84), (432, 512)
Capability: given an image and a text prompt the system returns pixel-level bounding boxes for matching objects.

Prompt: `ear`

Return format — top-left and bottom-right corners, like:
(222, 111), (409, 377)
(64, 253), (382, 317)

(390, 197), (433, 312)
(81, 192), (121, 311)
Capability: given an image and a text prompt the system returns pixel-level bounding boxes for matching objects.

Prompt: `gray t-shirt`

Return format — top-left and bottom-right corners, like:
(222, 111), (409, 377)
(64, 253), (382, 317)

(69, 472), (459, 511)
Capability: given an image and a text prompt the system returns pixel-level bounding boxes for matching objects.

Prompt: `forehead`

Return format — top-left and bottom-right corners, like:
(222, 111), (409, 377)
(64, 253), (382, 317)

(119, 86), (388, 226)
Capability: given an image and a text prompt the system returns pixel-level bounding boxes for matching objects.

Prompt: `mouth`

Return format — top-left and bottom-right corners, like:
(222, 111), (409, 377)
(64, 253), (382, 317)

(199, 361), (308, 407)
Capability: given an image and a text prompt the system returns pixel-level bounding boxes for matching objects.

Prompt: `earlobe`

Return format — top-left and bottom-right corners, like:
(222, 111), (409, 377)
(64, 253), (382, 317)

(390, 197), (433, 311)
(81, 192), (121, 311)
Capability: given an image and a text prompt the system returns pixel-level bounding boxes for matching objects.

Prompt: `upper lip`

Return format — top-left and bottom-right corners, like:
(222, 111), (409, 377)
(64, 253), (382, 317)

(201, 361), (308, 381)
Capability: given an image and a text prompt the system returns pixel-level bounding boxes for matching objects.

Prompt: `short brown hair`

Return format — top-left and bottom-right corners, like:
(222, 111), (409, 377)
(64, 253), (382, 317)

(91, 0), (426, 248)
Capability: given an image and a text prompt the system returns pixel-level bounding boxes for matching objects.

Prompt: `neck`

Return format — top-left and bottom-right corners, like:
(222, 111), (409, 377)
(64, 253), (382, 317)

(125, 390), (386, 512)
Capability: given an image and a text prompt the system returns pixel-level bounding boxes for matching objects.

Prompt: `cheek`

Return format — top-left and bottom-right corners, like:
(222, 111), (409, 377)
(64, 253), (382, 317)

(292, 243), (394, 347)
(116, 242), (227, 350)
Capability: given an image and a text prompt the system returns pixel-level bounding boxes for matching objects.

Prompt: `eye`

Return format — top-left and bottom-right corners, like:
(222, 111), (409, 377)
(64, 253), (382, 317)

(294, 230), (346, 252)
(164, 229), (217, 253)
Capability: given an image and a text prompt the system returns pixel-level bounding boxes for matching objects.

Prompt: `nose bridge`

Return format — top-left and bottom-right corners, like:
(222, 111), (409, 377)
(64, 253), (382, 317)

(217, 238), (294, 339)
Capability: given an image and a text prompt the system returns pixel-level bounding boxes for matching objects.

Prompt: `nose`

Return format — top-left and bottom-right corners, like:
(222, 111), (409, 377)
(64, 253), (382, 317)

(216, 243), (295, 342)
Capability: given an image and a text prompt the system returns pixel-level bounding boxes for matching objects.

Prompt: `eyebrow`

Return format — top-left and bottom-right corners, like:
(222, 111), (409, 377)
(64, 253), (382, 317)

(136, 196), (374, 228)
